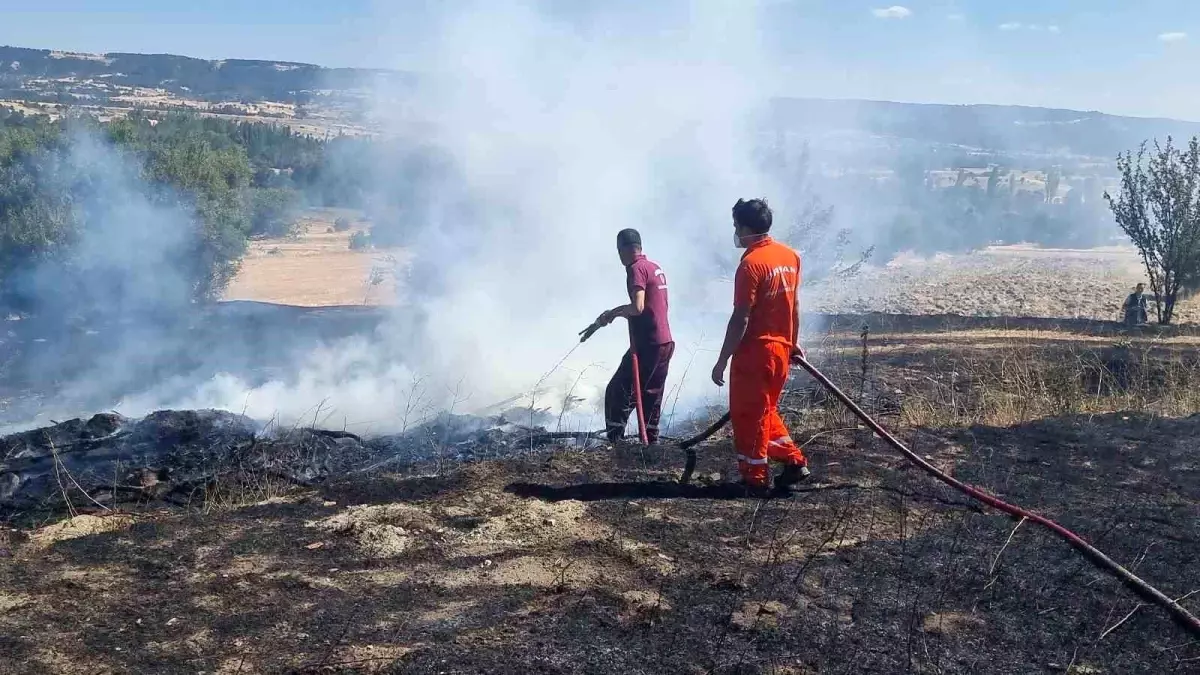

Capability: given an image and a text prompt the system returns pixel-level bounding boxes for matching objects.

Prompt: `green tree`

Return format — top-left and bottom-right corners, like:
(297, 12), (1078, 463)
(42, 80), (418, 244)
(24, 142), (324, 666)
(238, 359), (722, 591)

(986, 165), (1002, 199)
(141, 138), (255, 300)
(1044, 168), (1061, 203)
(1105, 137), (1200, 324)
(772, 143), (873, 281)
(249, 187), (301, 238)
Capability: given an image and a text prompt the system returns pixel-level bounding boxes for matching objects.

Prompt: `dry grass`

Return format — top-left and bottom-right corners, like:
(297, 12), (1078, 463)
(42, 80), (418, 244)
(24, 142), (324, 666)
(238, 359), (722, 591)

(795, 324), (1200, 435)
(810, 245), (1200, 324)
(222, 209), (406, 307)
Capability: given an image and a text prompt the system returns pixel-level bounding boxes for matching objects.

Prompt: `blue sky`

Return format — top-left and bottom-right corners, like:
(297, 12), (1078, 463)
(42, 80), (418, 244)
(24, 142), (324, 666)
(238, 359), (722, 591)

(1, 1), (1198, 120)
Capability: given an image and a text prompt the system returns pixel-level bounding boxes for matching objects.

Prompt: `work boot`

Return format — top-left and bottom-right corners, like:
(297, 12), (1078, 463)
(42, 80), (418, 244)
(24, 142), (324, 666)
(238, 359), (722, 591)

(774, 463), (811, 491)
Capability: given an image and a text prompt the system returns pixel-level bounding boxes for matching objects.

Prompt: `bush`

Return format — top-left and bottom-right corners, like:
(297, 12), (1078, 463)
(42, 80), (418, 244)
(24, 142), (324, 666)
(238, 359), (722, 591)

(334, 216), (352, 232)
(248, 187), (301, 238)
(0, 117), (259, 313)
(349, 231), (371, 250)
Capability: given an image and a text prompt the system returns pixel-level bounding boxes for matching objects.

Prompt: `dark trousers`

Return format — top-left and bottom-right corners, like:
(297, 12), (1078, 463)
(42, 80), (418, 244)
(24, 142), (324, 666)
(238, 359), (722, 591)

(605, 342), (675, 443)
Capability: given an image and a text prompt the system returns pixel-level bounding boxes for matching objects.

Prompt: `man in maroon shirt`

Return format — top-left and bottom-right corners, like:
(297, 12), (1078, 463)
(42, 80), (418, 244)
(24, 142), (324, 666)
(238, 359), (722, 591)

(591, 229), (674, 444)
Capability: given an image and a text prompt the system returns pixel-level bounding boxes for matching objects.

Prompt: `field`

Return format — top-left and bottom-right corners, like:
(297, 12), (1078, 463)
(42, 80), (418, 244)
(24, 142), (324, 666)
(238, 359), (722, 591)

(2, 307), (1200, 673)
(222, 210), (404, 308)
(810, 244), (1200, 324)
(222, 232), (1193, 325)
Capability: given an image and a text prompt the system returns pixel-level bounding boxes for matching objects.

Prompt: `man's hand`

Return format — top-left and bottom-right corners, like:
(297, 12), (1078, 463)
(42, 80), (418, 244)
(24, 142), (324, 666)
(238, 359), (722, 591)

(711, 358), (729, 386)
(790, 346), (807, 364)
(595, 309), (615, 327)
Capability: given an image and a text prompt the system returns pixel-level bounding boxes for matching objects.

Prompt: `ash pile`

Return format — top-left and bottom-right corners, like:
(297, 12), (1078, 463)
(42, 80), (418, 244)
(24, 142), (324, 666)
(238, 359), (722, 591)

(0, 408), (605, 520)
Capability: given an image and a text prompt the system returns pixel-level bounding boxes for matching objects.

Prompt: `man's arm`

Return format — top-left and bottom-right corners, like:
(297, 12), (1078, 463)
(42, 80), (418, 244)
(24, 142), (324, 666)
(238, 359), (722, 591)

(713, 305), (751, 377)
(719, 305), (751, 361)
(609, 289), (646, 319)
(713, 263), (756, 385)
(793, 252), (804, 359)
(790, 292), (802, 360)
(595, 289), (645, 326)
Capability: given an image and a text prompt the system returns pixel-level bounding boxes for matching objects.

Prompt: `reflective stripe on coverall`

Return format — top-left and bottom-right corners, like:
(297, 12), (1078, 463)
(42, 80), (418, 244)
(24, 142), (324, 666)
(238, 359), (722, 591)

(730, 236), (807, 486)
(730, 340), (805, 485)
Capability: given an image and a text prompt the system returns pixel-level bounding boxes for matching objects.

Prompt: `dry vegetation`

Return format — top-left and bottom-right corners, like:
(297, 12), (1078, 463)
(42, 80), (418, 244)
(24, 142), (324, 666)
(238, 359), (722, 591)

(802, 316), (1200, 429)
(2, 315), (1199, 673)
(222, 209), (406, 307)
(809, 245), (1200, 324)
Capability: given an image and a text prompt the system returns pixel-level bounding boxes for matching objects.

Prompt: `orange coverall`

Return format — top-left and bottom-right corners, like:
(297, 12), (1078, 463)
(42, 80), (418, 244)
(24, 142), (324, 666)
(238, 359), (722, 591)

(730, 237), (807, 486)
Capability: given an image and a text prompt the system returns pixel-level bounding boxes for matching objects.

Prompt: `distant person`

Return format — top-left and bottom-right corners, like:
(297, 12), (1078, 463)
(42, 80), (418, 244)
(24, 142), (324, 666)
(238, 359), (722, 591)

(1122, 283), (1149, 326)
(590, 229), (674, 444)
(711, 198), (809, 495)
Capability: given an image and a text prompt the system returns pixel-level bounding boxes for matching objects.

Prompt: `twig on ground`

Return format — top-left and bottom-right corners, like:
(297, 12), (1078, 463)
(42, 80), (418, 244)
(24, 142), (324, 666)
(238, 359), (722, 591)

(48, 439), (110, 513)
(1100, 590), (1200, 640)
(989, 516), (1027, 576)
(1100, 604), (1145, 641)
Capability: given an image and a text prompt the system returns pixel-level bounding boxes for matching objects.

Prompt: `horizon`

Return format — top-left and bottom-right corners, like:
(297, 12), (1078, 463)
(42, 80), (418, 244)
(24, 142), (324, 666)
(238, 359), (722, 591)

(1, 1), (1198, 121)
(3, 39), (1199, 126)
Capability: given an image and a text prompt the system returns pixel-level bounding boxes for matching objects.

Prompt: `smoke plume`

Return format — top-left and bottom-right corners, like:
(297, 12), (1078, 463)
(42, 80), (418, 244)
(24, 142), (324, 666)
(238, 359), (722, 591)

(362, 0), (785, 430)
(123, 0), (790, 434)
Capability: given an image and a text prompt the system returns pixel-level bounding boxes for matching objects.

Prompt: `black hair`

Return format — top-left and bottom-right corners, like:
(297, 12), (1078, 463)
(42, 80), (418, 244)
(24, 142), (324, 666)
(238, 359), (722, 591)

(616, 228), (642, 249)
(732, 198), (772, 234)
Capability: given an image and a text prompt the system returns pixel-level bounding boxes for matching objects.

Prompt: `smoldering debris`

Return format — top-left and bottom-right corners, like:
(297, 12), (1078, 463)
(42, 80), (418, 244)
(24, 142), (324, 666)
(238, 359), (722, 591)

(0, 407), (607, 520)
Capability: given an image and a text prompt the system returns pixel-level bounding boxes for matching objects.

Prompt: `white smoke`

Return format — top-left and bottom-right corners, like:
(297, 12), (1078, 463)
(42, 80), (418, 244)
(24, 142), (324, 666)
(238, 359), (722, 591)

(365, 0), (783, 426)
(111, 1), (788, 435)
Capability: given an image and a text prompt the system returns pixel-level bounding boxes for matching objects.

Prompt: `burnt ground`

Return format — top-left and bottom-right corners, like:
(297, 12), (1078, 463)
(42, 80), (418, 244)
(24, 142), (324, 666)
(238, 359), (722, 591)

(1, 410), (1198, 674)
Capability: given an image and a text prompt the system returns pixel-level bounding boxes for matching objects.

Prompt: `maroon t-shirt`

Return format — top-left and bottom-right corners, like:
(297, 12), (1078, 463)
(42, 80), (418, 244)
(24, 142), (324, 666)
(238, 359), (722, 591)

(626, 254), (672, 347)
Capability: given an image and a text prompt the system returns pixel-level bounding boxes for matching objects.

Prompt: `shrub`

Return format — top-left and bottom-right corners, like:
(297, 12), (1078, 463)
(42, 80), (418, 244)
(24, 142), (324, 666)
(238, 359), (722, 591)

(349, 230), (371, 250)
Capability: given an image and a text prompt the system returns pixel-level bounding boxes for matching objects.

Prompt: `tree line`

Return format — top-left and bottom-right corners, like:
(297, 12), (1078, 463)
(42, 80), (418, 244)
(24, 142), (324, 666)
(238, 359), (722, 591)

(0, 110), (327, 315)
(4, 106), (1196, 325)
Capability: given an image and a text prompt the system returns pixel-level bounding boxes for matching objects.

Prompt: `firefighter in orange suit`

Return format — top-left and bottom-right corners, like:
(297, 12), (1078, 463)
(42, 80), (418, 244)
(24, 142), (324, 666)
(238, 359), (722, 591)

(711, 198), (811, 494)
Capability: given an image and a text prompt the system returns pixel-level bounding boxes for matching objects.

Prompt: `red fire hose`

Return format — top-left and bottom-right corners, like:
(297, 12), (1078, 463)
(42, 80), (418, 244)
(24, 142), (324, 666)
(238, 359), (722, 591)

(630, 346), (650, 446)
(678, 355), (1200, 638)
(579, 320), (649, 446)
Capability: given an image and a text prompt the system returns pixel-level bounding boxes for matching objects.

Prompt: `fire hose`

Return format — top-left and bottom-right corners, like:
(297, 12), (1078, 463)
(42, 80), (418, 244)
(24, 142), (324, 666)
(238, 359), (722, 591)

(576, 322), (1199, 636)
(675, 354), (1200, 639)
(579, 320), (649, 445)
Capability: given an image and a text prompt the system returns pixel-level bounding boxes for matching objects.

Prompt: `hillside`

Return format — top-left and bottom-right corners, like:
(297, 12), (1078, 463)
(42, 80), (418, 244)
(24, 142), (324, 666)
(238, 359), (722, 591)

(5, 44), (1200, 162)
(770, 98), (1200, 164)
(0, 45), (411, 104)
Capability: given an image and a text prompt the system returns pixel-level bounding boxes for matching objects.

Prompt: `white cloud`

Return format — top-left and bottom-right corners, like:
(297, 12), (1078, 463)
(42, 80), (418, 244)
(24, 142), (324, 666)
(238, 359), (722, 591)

(946, 13), (965, 22)
(999, 22), (1061, 34)
(872, 6), (912, 19)
(1159, 32), (1188, 43)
